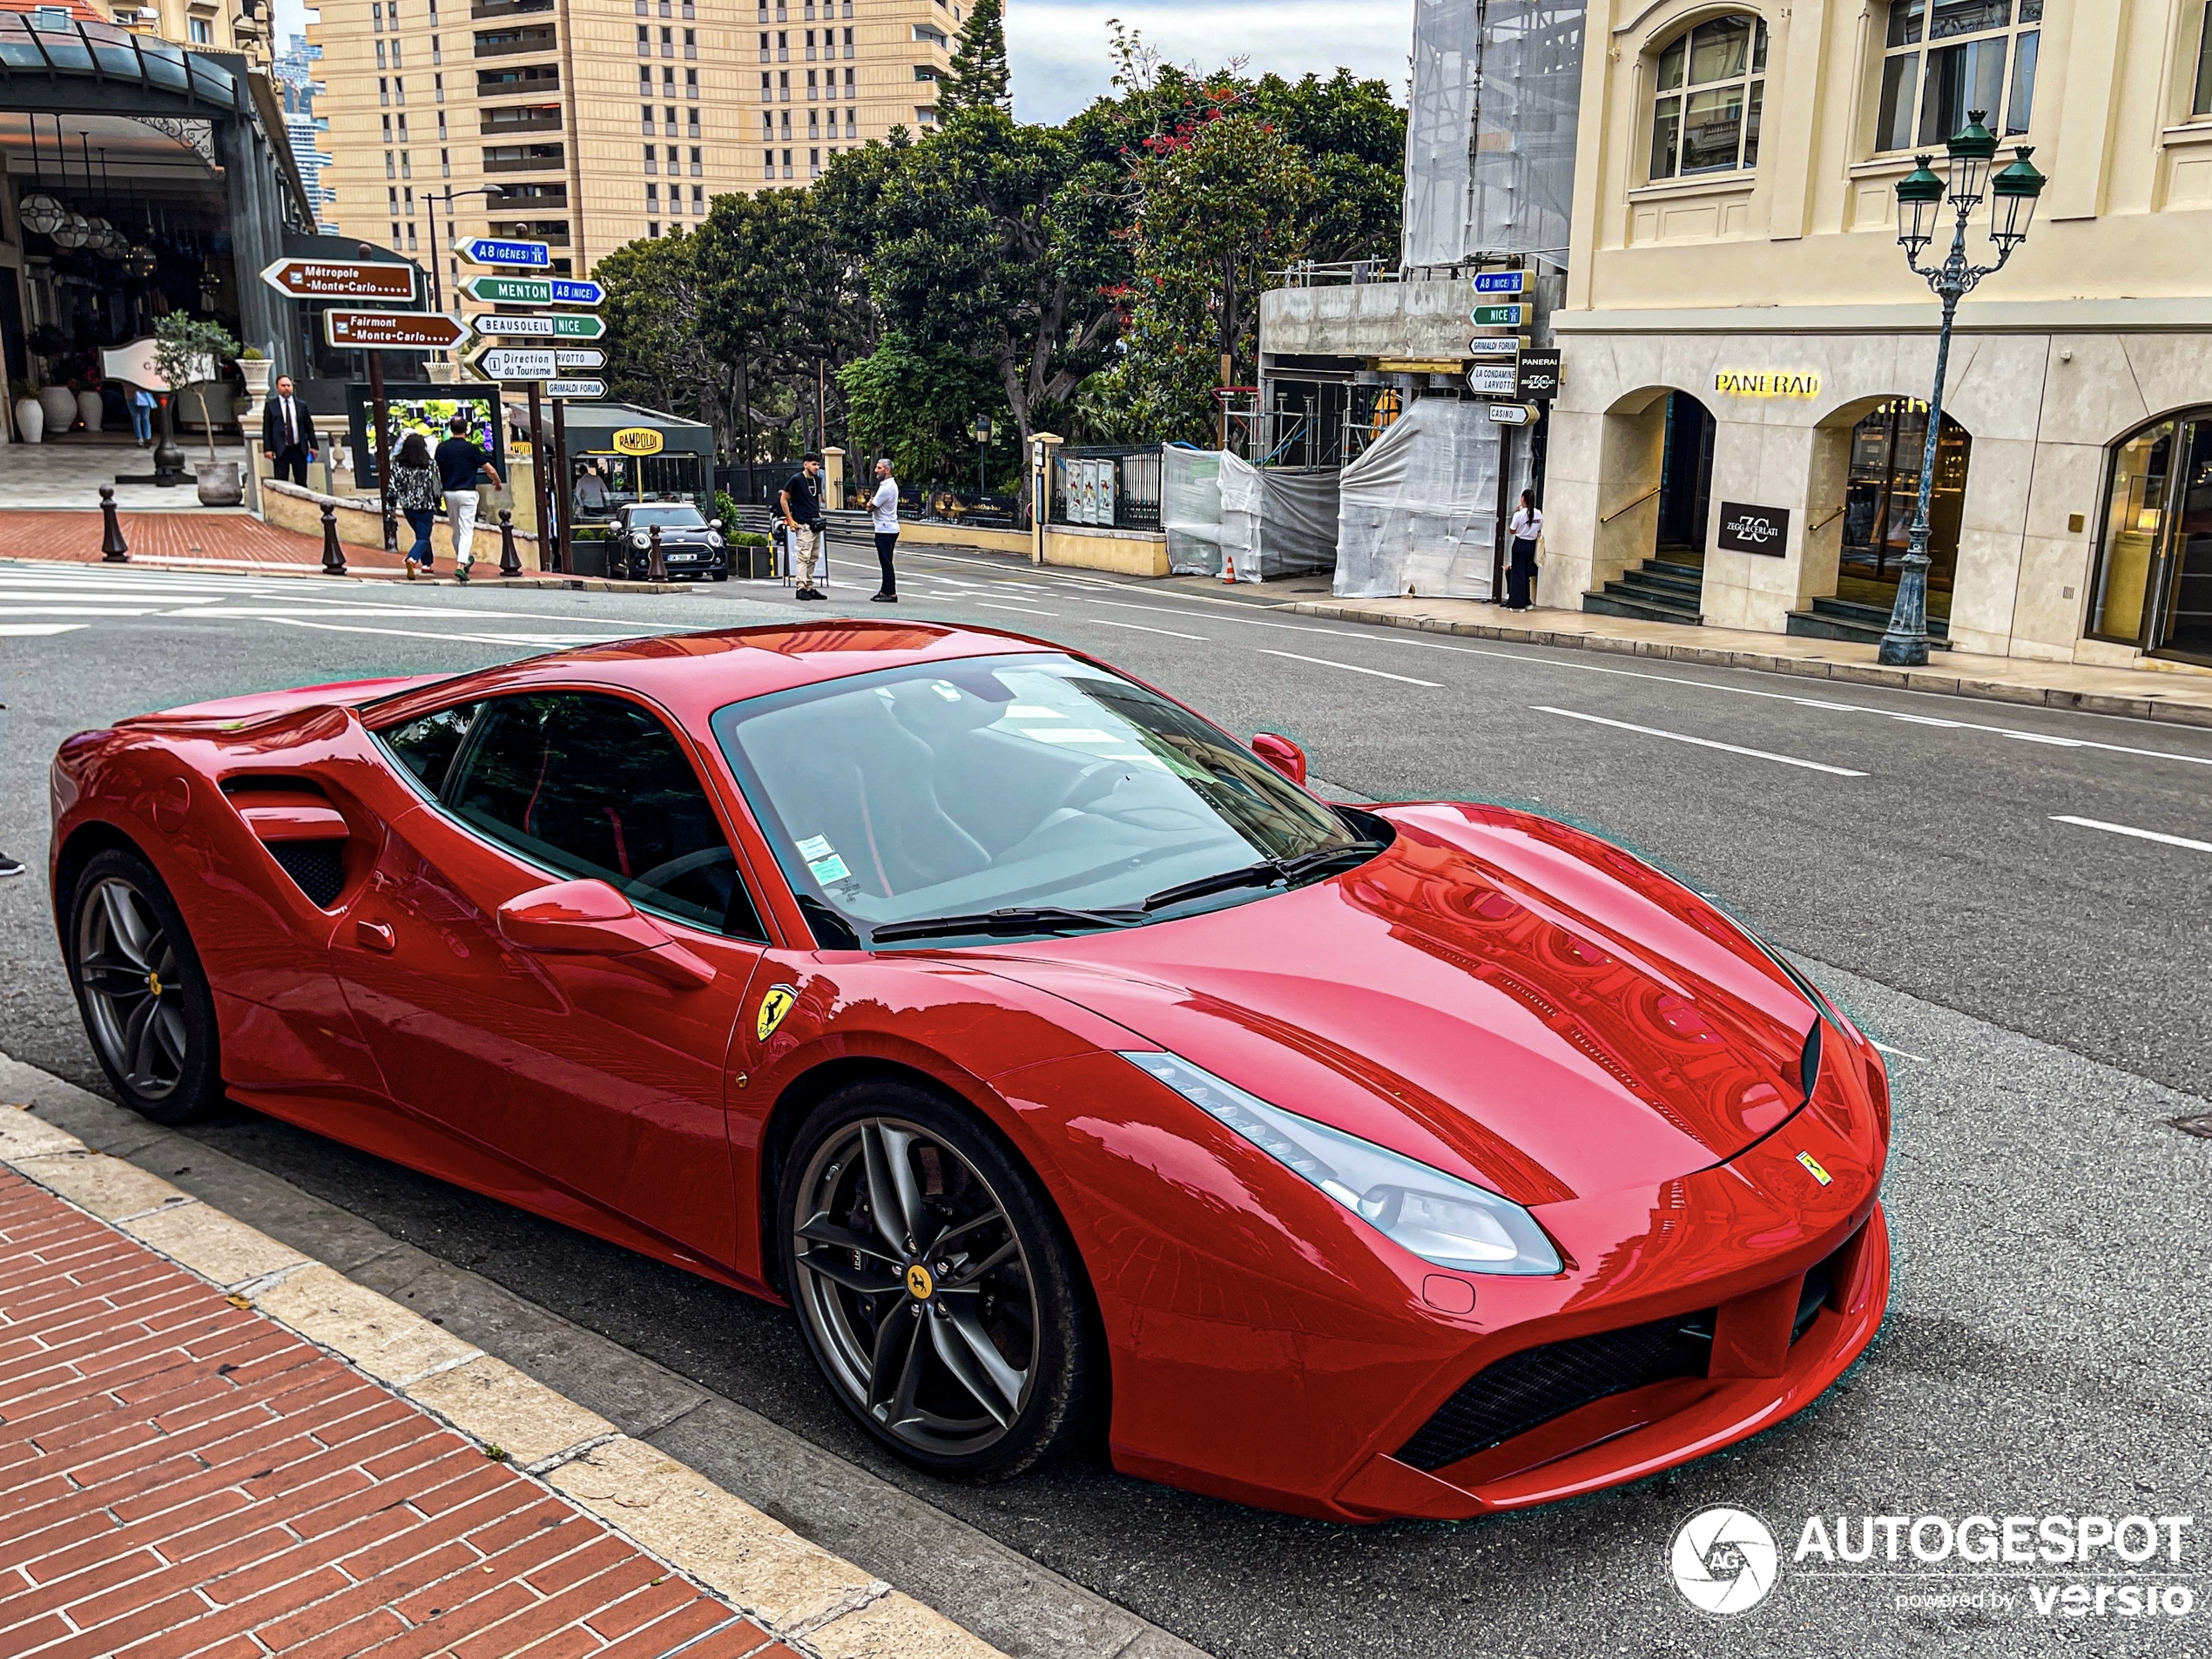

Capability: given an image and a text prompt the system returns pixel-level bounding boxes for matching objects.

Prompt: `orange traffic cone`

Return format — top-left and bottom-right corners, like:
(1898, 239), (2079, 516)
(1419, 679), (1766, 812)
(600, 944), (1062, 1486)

(1222, 548), (1236, 583)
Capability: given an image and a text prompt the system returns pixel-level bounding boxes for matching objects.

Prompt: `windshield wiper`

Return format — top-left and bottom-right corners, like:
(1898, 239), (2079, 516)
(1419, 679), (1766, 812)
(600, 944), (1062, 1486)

(1140, 839), (1389, 914)
(867, 905), (1149, 946)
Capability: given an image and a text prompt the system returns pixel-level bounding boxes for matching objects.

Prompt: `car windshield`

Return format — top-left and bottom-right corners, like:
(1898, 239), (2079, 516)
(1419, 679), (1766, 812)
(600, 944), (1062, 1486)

(627, 505), (705, 528)
(711, 653), (1372, 947)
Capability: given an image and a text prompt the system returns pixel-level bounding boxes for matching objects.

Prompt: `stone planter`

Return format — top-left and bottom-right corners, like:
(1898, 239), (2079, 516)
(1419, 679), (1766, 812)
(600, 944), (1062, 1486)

(77, 389), (104, 433)
(37, 385), (77, 435)
(13, 396), (44, 444)
(238, 359), (273, 401)
(195, 460), (245, 507)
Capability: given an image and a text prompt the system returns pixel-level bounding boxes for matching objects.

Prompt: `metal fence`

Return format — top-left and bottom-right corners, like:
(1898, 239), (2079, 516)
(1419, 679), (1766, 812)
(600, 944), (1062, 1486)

(1053, 446), (1162, 530)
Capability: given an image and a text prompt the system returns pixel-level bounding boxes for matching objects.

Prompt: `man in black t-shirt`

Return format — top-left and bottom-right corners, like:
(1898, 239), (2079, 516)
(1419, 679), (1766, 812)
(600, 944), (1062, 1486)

(434, 415), (505, 582)
(779, 452), (826, 599)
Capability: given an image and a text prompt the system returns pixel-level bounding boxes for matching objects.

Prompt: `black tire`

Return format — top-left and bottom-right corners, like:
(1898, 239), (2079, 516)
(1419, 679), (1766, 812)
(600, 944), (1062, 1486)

(64, 847), (223, 1124)
(710, 569), (728, 583)
(778, 1081), (1100, 1480)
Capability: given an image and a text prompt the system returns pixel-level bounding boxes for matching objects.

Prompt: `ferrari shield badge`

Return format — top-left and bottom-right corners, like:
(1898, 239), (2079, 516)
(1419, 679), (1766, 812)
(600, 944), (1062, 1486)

(1795, 1150), (1833, 1187)
(757, 984), (799, 1042)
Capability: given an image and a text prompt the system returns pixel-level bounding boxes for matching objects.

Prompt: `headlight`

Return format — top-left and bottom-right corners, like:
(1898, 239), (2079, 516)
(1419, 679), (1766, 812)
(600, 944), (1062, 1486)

(631, 531), (650, 548)
(1123, 1051), (1562, 1275)
(708, 532), (725, 547)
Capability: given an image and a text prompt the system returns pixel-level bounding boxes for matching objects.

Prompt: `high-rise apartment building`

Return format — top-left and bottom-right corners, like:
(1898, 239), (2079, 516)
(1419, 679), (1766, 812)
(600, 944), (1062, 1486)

(276, 32), (338, 228)
(316, 0), (962, 292)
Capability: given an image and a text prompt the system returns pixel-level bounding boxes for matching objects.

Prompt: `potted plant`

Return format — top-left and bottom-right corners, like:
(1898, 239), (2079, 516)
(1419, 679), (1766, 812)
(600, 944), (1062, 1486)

(152, 312), (243, 502)
(236, 347), (273, 403)
(11, 377), (44, 444)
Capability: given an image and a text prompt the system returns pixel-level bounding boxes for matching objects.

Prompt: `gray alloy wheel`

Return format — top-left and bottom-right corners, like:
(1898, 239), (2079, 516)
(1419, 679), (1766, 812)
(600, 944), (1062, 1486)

(790, 1115), (1042, 1460)
(76, 873), (192, 1103)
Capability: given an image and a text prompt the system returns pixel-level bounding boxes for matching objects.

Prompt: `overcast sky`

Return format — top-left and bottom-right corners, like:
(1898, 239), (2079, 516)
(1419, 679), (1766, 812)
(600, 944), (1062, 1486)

(1007, 0), (1413, 123)
(270, 0), (1413, 125)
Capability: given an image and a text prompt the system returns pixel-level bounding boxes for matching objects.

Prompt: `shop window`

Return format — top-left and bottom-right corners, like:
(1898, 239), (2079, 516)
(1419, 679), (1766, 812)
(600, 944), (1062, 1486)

(1839, 399), (1972, 622)
(1875, 0), (2040, 152)
(2195, 4), (2212, 117)
(1649, 15), (1765, 179)
(2089, 414), (2212, 660)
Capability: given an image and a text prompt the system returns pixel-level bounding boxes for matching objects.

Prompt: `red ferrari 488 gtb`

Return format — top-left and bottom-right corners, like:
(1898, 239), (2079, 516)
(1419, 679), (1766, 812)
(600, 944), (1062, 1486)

(50, 621), (1889, 1521)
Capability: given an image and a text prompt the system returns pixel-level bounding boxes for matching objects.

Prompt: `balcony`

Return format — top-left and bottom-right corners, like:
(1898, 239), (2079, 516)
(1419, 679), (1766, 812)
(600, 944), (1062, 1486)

(490, 219), (570, 246)
(474, 24), (555, 56)
(470, 0), (550, 15)
(481, 104), (561, 132)
(477, 63), (558, 94)
(483, 142), (563, 171)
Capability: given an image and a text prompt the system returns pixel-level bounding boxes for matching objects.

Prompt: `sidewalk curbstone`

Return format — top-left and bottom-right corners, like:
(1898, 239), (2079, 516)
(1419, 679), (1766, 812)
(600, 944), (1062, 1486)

(0, 1103), (1016, 1659)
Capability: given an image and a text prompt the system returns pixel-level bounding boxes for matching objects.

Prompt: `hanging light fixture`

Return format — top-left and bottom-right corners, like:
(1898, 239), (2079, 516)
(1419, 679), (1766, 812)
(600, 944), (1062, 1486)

(125, 243), (158, 277)
(52, 212), (91, 249)
(19, 117), (63, 235)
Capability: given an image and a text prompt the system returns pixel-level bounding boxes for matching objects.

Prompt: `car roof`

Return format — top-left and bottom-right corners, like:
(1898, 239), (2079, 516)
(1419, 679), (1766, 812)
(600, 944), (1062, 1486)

(369, 621), (1062, 730)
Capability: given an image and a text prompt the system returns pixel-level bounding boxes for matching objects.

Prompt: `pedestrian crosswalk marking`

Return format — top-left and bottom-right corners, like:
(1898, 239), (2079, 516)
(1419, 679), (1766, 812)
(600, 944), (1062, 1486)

(0, 623), (86, 637)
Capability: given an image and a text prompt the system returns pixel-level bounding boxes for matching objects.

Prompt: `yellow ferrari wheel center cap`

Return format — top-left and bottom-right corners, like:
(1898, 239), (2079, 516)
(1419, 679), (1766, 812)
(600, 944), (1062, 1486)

(904, 1263), (934, 1300)
(146, 972), (163, 997)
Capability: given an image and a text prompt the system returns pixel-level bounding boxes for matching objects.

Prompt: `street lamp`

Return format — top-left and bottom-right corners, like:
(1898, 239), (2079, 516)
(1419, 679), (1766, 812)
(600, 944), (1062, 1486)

(422, 185), (504, 314)
(1879, 111), (2046, 667)
(969, 413), (993, 507)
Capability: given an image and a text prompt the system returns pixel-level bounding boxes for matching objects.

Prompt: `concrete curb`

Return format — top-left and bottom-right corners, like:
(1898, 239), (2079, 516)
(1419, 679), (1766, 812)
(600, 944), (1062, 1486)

(1279, 600), (2212, 729)
(0, 1102), (1008, 1659)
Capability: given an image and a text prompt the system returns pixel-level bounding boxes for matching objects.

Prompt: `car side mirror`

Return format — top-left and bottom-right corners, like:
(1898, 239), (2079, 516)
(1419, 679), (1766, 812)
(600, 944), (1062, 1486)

(1251, 732), (1307, 786)
(496, 879), (714, 987)
(710, 517), (723, 529)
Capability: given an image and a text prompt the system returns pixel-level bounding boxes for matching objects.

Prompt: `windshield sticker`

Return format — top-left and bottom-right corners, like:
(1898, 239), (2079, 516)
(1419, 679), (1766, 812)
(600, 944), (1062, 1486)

(796, 834), (834, 860)
(809, 853), (852, 884)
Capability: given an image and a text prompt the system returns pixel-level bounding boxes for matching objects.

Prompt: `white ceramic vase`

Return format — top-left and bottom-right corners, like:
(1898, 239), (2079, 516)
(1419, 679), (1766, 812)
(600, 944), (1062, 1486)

(77, 389), (104, 433)
(13, 397), (44, 444)
(38, 385), (78, 435)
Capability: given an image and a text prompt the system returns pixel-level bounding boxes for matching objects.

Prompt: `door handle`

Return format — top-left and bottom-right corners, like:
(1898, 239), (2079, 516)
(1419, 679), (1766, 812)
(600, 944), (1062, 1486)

(354, 918), (396, 953)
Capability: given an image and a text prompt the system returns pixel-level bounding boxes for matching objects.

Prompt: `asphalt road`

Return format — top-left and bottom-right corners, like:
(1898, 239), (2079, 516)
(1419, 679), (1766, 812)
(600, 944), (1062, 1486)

(2, 548), (2208, 1657)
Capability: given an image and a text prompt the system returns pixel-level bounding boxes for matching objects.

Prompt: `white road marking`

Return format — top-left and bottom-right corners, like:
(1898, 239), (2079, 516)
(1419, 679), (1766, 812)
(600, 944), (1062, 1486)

(260, 617), (612, 648)
(1258, 650), (1440, 687)
(1870, 1040), (1932, 1064)
(975, 603), (1057, 617)
(1089, 618), (1209, 641)
(2049, 815), (2212, 854)
(0, 623), (86, 637)
(0, 590), (227, 604)
(0, 606), (160, 617)
(1533, 706), (1869, 776)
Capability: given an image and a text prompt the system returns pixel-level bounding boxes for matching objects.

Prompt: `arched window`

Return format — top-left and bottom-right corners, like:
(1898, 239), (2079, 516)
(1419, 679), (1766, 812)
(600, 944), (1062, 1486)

(1649, 15), (1767, 179)
(1874, 0), (2040, 153)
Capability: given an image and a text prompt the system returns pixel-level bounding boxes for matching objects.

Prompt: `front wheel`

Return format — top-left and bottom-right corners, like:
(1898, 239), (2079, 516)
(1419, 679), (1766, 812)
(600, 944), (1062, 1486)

(66, 847), (223, 1123)
(778, 1082), (1100, 1480)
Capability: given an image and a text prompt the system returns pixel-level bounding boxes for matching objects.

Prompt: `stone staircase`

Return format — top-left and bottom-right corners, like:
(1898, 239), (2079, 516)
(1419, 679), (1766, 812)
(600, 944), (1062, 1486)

(1785, 595), (1952, 648)
(1581, 556), (1704, 626)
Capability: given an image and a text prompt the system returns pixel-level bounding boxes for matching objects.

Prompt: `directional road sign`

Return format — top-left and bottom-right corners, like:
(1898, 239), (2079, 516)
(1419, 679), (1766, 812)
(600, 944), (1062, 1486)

(467, 347), (561, 381)
(1487, 403), (1536, 425)
(1471, 303), (1527, 328)
(460, 274), (607, 307)
(554, 348), (606, 370)
(543, 378), (606, 400)
(472, 313), (607, 340)
(1474, 271), (1527, 294)
(1465, 363), (1518, 397)
(455, 236), (551, 269)
(323, 310), (469, 350)
(261, 257), (415, 303)
(1467, 336), (1521, 356)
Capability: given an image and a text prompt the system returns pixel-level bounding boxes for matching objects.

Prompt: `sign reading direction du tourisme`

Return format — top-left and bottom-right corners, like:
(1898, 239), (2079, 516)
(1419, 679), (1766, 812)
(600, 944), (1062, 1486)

(469, 347), (562, 381)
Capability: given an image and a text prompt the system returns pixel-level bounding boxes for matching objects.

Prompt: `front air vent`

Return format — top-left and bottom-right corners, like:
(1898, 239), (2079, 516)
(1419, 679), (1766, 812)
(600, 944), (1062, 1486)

(268, 840), (347, 908)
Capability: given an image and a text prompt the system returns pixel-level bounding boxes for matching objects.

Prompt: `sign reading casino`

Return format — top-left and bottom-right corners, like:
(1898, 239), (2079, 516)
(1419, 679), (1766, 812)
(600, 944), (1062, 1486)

(1714, 369), (1822, 398)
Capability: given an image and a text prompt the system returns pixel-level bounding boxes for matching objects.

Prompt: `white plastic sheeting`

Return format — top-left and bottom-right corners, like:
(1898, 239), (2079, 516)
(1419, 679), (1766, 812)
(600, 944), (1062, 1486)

(1163, 446), (1224, 576)
(1402, 0), (1588, 269)
(1164, 448), (1340, 579)
(1334, 398), (1501, 599)
(1219, 455), (1340, 580)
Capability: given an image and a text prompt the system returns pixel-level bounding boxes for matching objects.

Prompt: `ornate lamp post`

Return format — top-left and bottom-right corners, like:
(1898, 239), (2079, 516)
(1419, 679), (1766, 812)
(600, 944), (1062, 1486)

(1880, 112), (2047, 666)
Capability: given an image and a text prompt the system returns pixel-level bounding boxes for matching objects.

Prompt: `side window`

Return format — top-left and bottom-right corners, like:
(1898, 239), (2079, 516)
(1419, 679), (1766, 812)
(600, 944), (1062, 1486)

(443, 691), (766, 940)
(377, 702), (480, 798)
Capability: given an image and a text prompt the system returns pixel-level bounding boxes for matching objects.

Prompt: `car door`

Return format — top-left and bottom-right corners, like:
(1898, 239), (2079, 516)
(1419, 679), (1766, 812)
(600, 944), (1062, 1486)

(330, 687), (770, 1272)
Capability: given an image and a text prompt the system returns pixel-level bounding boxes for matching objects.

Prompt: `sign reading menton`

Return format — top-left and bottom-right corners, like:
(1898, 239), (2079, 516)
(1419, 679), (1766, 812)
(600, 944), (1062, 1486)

(1714, 369), (1822, 397)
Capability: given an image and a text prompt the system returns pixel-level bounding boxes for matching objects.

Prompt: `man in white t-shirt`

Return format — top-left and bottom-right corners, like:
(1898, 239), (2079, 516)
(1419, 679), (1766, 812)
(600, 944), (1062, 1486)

(869, 457), (901, 603)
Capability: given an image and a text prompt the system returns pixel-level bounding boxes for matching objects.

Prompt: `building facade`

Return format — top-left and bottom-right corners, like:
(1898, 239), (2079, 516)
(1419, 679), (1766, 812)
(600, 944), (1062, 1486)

(314, 0), (959, 291)
(1546, 0), (2212, 671)
(276, 31), (337, 229)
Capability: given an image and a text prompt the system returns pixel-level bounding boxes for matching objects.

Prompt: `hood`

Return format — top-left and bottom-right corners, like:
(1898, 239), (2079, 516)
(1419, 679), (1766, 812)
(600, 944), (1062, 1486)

(119, 674), (458, 727)
(979, 803), (1816, 1207)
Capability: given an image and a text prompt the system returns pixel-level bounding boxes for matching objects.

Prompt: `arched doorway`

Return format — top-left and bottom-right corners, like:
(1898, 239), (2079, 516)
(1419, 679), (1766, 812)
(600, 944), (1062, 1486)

(1656, 392), (1716, 560)
(1581, 388), (1713, 626)
(2087, 411), (2212, 664)
(1838, 398), (1971, 624)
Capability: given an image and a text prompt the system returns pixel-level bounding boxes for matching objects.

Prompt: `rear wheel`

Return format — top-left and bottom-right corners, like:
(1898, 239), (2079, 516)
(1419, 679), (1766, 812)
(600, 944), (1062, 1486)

(66, 848), (222, 1123)
(778, 1082), (1099, 1480)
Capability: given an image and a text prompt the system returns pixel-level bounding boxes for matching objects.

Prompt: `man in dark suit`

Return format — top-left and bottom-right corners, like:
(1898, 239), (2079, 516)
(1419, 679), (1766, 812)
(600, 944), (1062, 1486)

(261, 374), (318, 487)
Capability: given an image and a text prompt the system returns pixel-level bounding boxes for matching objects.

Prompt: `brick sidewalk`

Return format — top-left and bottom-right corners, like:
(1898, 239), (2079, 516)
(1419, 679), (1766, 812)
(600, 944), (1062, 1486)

(0, 511), (407, 573)
(0, 1169), (780, 1659)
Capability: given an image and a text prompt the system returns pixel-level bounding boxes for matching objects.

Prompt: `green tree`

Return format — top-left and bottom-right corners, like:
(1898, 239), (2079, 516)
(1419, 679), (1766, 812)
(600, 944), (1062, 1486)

(938, 0), (1008, 114)
(838, 332), (1007, 488)
(152, 312), (239, 464)
(595, 230), (737, 451)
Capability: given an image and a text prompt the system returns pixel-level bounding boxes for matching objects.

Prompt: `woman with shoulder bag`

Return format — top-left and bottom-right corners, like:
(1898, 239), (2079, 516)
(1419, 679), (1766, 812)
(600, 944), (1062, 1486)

(1505, 489), (1542, 610)
(389, 431), (442, 579)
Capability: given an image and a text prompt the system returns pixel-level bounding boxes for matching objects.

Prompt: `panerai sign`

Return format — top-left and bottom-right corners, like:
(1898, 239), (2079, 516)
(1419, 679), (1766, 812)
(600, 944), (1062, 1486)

(1714, 369), (1822, 397)
(1717, 501), (1791, 556)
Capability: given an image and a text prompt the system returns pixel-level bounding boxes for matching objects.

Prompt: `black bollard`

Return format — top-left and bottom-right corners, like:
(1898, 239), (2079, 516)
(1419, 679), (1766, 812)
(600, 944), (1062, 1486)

(498, 509), (522, 578)
(98, 486), (129, 563)
(320, 501), (347, 576)
(647, 523), (666, 583)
